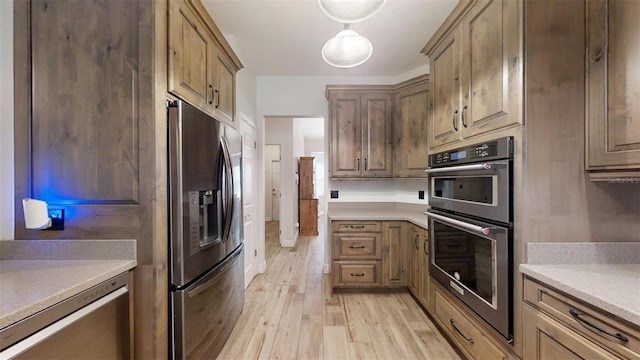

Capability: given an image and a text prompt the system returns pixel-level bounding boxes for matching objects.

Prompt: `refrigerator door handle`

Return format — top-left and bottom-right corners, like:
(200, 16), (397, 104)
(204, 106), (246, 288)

(220, 137), (234, 241)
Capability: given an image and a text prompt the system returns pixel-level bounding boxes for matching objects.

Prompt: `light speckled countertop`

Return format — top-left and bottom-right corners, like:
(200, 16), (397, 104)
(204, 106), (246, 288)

(0, 239), (136, 329)
(328, 202), (428, 229)
(520, 242), (640, 327)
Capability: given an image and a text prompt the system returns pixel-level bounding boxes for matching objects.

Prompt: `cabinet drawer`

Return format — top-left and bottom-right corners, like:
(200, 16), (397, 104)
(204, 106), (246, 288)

(332, 221), (381, 233)
(332, 261), (382, 288)
(435, 288), (507, 360)
(524, 278), (640, 359)
(333, 233), (381, 260)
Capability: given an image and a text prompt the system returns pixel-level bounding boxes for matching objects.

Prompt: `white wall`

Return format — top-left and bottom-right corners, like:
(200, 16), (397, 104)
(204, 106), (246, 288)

(264, 145), (280, 221)
(304, 139), (324, 156)
(0, 2), (14, 240)
(265, 117), (297, 247)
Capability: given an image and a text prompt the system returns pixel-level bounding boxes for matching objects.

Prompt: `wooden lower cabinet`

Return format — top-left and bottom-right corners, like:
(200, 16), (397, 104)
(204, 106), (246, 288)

(433, 283), (513, 360)
(523, 277), (640, 360)
(417, 227), (432, 313)
(523, 305), (618, 360)
(299, 199), (318, 236)
(332, 261), (383, 288)
(407, 224), (421, 294)
(383, 221), (408, 288)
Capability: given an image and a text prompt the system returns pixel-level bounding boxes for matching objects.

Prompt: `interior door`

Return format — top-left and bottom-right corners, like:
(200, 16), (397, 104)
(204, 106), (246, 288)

(241, 118), (257, 287)
(271, 160), (281, 221)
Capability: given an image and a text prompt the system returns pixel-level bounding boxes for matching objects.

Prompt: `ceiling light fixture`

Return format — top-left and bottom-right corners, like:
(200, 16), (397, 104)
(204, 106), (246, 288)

(321, 24), (373, 68)
(318, 0), (387, 23)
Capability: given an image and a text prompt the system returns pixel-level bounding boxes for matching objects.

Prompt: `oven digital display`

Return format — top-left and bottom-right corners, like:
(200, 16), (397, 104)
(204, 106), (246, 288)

(450, 150), (467, 161)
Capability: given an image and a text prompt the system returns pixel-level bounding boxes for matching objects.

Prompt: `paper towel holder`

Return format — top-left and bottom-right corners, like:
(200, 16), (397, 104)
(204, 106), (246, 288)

(22, 198), (64, 230)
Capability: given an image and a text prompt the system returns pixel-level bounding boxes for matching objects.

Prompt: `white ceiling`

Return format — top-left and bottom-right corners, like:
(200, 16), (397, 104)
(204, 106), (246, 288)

(202, 0), (459, 77)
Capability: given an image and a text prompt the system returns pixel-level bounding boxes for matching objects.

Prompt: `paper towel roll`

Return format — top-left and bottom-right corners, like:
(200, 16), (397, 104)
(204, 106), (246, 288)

(22, 198), (52, 230)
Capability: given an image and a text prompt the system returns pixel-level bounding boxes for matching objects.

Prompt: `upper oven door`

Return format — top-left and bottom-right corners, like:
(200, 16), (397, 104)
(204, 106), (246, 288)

(426, 160), (511, 224)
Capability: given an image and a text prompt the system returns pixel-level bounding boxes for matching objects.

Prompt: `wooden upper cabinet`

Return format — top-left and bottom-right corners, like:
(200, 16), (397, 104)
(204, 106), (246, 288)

(394, 76), (430, 177)
(361, 93), (393, 177)
(586, 0), (640, 172)
(430, 30), (462, 149)
(424, 0), (522, 151)
(168, 0), (241, 123)
(328, 89), (393, 179)
(299, 157), (315, 199)
(168, 0), (214, 114)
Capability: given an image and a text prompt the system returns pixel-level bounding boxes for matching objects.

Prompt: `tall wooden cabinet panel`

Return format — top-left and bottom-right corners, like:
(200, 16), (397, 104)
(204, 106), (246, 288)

(327, 88), (393, 178)
(298, 157), (317, 236)
(423, 0), (522, 151)
(213, 47), (236, 124)
(586, 0), (640, 172)
(394, 76), (430, 178)
(418, 227), (432, 313)
(383, 221), (408, 287)
(407, 224), (421, 294)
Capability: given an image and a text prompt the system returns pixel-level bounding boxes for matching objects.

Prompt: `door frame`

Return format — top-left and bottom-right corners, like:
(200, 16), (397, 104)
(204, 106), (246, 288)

(265, 143), (282, 245)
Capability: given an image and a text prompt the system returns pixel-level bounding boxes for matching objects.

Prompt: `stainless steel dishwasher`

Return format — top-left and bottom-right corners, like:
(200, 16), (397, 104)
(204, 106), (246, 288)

(0, 272), (131, 359)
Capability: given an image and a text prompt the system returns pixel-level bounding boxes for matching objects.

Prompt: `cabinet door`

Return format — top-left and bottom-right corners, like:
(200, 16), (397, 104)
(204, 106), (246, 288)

(298, 157), (314, 199)
(430, 30), (462, 149)
(383, 221), (408, 287)
(299, 199), (318, 236)
(168, 0), (214, 115)
(407, 225), (421, 295)
(523, 305), (618, 360)
(395, 85), (429, 178)
(586, 0), (640, 170)
(213, 47), (235, 124)
(361, 93), (393, 177)
(460, 0), (522, 138)
(330, 93), (361, 177)
(418, 230), (432, 312)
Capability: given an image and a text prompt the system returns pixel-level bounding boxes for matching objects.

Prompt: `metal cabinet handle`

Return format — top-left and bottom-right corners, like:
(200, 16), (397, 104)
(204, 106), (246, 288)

(425, 211), (494, 236)
(462, 105), (468, 128)
(357, 158), (360, 171)
(208, 84), (214, 105)
(215, 89), (220, 109)
(349, 225), (365, 229)
(350, 273), (365, 277)
(452, 110), (459, 132)
(423, 239), (428, 255)
(364, 158), (368, 171)
(414, 234), (420, 249)
(450, 319), (474, 343)
(569, 309), (629, 342)
(349, 245), (366, 249)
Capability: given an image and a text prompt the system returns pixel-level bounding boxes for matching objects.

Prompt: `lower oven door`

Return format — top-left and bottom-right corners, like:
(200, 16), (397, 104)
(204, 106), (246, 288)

(427, 210), (512, 340)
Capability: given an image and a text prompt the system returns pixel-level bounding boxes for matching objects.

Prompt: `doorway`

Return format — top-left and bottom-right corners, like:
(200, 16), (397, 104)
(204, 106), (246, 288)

(264, 144), (281, 245)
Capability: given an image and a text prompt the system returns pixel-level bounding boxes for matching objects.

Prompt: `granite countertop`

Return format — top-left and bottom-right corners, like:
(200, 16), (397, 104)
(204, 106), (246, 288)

(0, 240), (137, 330)
(520, 242), (640, 327)
(328, 202), (428, 229)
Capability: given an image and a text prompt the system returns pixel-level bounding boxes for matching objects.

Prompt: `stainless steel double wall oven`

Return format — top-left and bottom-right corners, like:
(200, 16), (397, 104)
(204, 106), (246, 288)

(426, 137), (514, 340)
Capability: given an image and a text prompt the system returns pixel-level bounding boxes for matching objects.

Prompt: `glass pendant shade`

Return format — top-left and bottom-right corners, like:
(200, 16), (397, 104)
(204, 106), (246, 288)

(318, 0), (387, 23)
(321, 29), (373, 68)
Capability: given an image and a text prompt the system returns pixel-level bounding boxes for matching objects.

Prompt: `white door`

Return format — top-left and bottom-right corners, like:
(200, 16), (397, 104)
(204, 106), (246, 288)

(271, 160), (281, 221)
(241, 117), (258, 287)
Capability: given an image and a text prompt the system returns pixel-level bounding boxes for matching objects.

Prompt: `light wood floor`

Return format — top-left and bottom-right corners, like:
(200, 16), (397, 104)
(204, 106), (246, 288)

(218, 220), (461, 359)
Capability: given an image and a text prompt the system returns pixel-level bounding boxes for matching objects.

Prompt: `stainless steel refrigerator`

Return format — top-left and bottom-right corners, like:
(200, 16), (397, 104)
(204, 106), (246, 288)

(168, 100), (244, 359)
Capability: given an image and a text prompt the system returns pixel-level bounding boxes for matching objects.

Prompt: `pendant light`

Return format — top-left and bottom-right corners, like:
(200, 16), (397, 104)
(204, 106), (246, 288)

(321, 24), (373, 68)
(318, 0), (387, 23)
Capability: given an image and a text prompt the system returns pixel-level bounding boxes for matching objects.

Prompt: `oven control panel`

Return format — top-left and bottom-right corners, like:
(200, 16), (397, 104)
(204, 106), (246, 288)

(429, 137), (513, 167)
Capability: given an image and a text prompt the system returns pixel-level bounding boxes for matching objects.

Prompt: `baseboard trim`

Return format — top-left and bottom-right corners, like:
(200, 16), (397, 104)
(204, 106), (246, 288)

(323, 263), (331, 274)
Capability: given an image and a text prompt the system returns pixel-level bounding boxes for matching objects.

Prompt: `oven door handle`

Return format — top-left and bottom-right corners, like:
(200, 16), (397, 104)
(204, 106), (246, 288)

(425, 211), (494, 236)
(424, 161), (506, 174)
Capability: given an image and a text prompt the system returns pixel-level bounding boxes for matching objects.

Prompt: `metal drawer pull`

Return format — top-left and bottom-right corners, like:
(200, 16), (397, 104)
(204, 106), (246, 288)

(424, 239), (428, 255)
(350, 273), (365, 277)
(349, 225), (365, 229)
(450, 319), (474, 344)
(348, 245), (366, 249)
(569, 309), (629, 343)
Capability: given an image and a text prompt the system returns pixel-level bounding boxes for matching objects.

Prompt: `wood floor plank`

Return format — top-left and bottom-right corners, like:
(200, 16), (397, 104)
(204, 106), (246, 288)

(342, 294), (372, 343)
(348, 342), (378, 360)
(276, 251), (299, 285)
(359, 294), (405, 359)
(217, 290), (270, 360)
(376, 297), (430, 359)
(322, 326), (350, 360)
(289, 254), (310, 294)
(270, 292), (305, 359)
(243, 284), (290, 360)
(297, 314), (323, 360)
